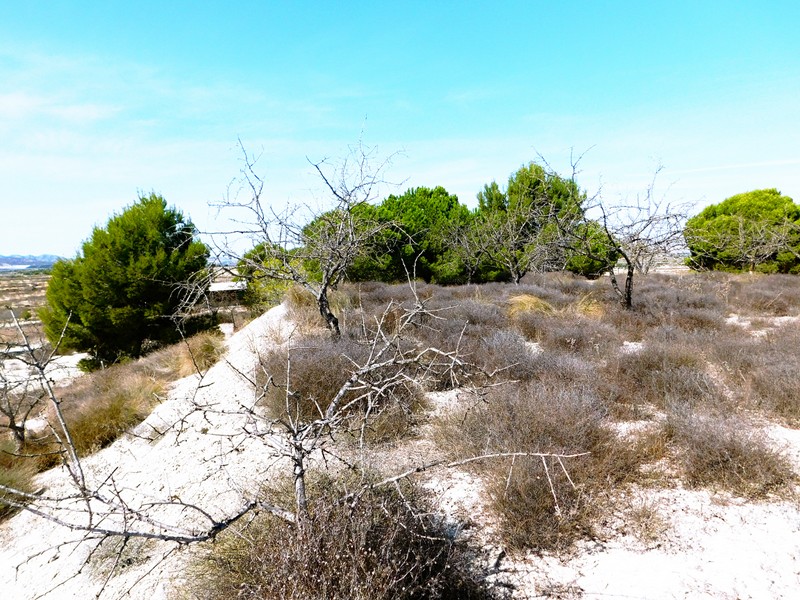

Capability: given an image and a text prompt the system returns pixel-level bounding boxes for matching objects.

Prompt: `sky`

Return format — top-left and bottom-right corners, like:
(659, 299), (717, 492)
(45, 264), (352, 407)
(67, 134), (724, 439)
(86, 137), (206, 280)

(1, 1), (799, 257)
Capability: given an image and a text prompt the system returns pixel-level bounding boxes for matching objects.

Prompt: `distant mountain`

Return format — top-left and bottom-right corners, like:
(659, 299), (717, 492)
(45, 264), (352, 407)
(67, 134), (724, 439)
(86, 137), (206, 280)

(0, 255), (64, 270)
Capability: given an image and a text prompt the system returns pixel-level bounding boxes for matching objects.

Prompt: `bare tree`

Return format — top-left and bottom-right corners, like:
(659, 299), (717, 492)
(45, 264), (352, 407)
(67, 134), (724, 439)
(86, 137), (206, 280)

(212, 140), (393, 335)
(449, 165), (575, 285)
(553, 166), (688, 308)
(475, 202), (565, 284)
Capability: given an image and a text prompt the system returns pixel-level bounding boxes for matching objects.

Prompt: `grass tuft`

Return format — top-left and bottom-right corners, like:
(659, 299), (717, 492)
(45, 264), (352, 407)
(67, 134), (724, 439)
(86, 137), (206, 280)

(506, 294), (556, 317)
(664, 409), (793, 498)
(0, 438), (37, 521)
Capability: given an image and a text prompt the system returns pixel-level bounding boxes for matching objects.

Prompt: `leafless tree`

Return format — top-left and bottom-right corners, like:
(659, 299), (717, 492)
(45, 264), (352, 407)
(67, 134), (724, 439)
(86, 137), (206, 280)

(553, 165), (688, 308)
(477, 202), (565, 285)
(211, 140), (394, 335)
(448, 174), (570, 285)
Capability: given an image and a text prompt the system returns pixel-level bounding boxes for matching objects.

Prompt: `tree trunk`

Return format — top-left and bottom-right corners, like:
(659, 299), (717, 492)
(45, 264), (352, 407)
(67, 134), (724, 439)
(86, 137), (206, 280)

(623, 263), (634, 309)
(608, 260), (634, 310)
(292, 442), (309, 528)
(317, 290), (340, 336)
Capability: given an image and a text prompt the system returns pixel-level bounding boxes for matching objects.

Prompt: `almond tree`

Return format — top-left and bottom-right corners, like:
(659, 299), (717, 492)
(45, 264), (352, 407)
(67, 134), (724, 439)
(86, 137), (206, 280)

(552, 165), (688, 308)
(214, 141), (392, 335)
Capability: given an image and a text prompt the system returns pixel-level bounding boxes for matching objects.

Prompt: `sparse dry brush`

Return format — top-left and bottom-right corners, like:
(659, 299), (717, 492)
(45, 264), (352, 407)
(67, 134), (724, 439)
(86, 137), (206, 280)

(436, 377), (648, 551)
(664, 408), (793, 497)
(256, 333), (426, 443)
(184, 473), (495, 600)
(4, 269), (800, 595)
(602, 341), (726, 415)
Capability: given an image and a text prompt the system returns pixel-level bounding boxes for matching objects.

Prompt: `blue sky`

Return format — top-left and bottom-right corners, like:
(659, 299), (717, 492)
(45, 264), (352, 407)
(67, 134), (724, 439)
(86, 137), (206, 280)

(1, 1), (799, 256)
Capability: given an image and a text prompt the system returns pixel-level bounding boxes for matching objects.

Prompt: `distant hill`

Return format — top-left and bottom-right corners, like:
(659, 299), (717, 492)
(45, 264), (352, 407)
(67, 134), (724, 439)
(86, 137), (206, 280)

(0, 255), (63, 270)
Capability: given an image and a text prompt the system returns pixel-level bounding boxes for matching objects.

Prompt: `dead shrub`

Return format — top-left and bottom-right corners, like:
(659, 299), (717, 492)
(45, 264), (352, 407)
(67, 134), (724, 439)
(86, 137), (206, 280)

(180, 330), (226, 374)
(146, 330), (226, 379)
(749, 361), (800, 425)
(664, 409), (793, 497)
(603, 342), (725, 413)
(452, 299), (509, 329)
(257, 336), (424, 442)
(183, 474), (495, 600)
(727, 274), (800, 316)
(636, 275), (724, 313)
(668, 307), (725, 331)
(712, 323), (800, 423)
(525, 271), (595, 298)
(534, 314), (621, 357)
(436, 380), (645, 552)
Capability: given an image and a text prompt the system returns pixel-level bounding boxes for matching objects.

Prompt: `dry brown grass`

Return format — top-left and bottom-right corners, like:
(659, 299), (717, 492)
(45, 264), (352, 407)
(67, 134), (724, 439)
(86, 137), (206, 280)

(169, 330), (226, 377)
(664, 408), (793, 498)
(506, 294), (556, 317)
(58, 371), (163, 456)
(0, 438), (37, 520)
(256, 336), (425, 443)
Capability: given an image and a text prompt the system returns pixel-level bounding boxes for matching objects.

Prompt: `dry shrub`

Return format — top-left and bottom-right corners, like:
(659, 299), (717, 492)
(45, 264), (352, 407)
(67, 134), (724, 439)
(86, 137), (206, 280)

(533, 314), (621, 357)
(257, 336), (424, 442)
(525, 271), (595, 298)
(712, 322), (800, 423)
(183, 474), (495, 600)
(747, 322), (800, 426)
(667, 307), (725, 331)
(600, 306), (651, 341)
(571, 293), (606, 318)
(138, 330), (226, 379)
(636, 275), (724, 313)
(708, 329), (765, 381)
(603, 342), (725, 413)
(622, 497), (670, 544)
(177, 330), (225, 375)
(749, 361), (800, 425)
(513, 281), (574, 308)
(664, 409), (793, 497)
(437, 380), (645, 552)
(451, 299), (509, 329)
(598, 275), (727, 336)
(284, 285), (324, 331)
(413, 319), (546, 389)
(727, 274), (800, 316)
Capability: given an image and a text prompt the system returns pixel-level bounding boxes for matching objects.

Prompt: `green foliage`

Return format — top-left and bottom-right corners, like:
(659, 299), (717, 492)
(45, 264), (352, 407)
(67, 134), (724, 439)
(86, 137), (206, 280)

(685, 189), (800, 273)
(347, 186), (471, 284)
(40, 193), (209, 362)
(564, 220), (620, 278)
(236, 243), (295, 308)
(470, 163), (588, 283)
